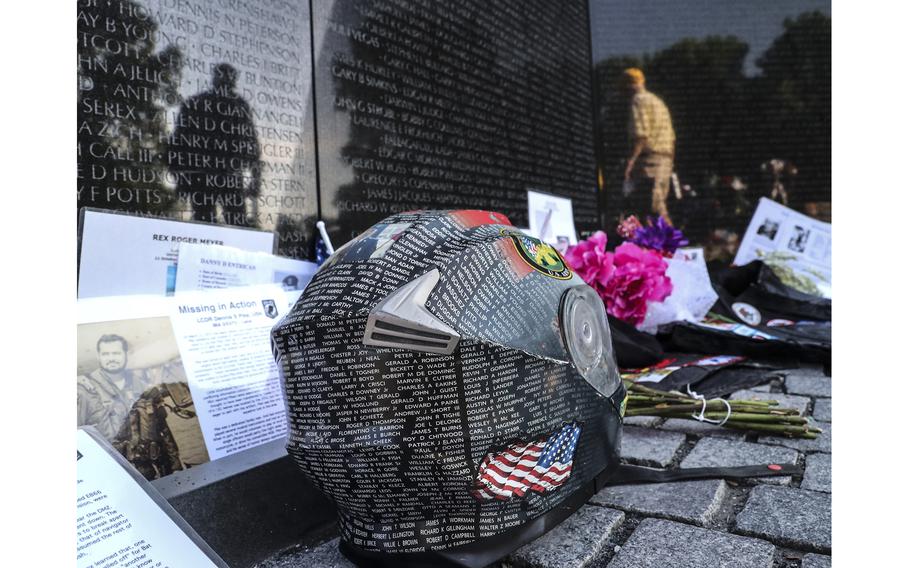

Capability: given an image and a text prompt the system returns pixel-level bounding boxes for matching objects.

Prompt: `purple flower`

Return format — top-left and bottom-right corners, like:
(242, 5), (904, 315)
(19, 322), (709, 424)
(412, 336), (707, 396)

(631, 216), (689, 256)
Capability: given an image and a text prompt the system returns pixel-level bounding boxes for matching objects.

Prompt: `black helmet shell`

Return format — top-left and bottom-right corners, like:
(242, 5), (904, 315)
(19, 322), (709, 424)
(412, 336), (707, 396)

(271, 210), (624, 567)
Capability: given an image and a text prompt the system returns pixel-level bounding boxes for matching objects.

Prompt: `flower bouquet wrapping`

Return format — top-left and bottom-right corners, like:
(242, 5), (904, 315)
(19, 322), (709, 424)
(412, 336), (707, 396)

(565, 217), (715, 331)
(638, 248), (718, 334)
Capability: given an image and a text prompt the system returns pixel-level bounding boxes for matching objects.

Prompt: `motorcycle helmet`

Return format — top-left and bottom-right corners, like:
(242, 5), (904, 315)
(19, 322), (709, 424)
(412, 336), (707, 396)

(271, 210), (625, 567)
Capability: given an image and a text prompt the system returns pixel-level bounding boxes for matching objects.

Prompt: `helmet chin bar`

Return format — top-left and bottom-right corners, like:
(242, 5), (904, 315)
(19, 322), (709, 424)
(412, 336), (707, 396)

(364, 268), (461, 355)
(559, 285), (622, 398)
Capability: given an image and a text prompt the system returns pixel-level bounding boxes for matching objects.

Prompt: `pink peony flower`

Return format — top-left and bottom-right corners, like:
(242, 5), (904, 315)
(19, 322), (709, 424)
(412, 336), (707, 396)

(565, 234), (673, 326)
(563, 231), (614, 288)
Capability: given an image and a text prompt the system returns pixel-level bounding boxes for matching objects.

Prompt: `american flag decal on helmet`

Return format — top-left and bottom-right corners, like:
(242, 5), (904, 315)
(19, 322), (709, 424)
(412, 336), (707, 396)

(471, 423), (581, 501)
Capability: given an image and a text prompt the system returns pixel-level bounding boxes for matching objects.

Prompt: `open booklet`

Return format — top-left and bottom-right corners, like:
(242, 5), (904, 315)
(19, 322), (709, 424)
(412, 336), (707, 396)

(77, 427), (228, 568)
(734, 198), (831, 298)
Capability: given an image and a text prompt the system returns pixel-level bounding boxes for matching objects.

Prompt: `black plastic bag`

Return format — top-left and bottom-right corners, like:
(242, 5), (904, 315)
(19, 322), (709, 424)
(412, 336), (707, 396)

(608, 314), (664, 368)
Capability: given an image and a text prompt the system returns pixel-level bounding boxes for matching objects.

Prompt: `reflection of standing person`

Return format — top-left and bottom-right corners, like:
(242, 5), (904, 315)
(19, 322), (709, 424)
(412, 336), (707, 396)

(168, 63), (261, 226)
(762, 159), (797, 206)
(622, 68), (676, 225)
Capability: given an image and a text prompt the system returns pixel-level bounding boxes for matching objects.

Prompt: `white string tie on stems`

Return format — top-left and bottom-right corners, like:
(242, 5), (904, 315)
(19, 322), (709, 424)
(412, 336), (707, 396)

(686, 384), (733, 426)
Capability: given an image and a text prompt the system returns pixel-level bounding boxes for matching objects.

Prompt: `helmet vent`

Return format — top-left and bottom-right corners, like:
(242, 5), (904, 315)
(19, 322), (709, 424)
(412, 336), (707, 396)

(372, 319), (453, 341)
(363, 269), (461, 355)
(368, 332), (450, 350)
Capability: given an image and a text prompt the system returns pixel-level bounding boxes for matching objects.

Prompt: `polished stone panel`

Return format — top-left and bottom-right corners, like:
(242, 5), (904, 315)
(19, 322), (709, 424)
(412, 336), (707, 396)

(77, 0), (319, 258)
(311, 0), (600, 245)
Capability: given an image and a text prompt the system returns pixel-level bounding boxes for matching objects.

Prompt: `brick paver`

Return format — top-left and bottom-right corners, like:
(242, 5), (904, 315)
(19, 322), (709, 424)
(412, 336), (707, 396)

(607, 518), (775, 568)
(680, 438), (799, 485)
(802, 553), (832, 567)
(735, 485), (831, 552)
(784, 369), (831, 398)
(509, 505), (624, 568)
(591, 479), (727, 526)
(813, 398), (831, 422)
(801, 453), (831, 493)
(620, 426), (686, 467)
(257, 538), (353, 568)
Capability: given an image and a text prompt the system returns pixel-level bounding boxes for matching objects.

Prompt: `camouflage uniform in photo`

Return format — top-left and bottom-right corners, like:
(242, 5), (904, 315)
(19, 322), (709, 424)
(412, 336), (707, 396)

(78, 360), (195, 479)
(77, 368), (151, 441)
(114, 384), (186, 480)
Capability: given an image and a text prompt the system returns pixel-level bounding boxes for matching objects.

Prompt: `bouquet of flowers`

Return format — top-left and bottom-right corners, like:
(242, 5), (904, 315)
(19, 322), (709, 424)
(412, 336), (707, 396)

(564, 231), (672, 326)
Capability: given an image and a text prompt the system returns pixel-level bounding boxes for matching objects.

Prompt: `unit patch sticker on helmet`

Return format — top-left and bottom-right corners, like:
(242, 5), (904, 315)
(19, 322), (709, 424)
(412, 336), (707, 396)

(732, 302), (762, 325)
(503, 230), (573, 280)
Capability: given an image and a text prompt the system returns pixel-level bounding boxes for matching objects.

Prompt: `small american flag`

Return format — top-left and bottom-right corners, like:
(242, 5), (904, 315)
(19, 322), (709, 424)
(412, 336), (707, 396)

(471, 423), (581, 501)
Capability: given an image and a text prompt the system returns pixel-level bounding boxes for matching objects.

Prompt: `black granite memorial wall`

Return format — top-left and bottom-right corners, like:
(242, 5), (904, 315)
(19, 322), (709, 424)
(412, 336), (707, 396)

(312, 0), (601, 245)
(588, 3), (830, 256)
(78, 0), (602, 259)
(77, 0), (319, 259)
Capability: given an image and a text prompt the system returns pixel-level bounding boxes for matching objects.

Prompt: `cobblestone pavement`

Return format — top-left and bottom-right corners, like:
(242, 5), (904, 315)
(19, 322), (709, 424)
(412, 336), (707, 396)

(258, 366), (831, 568)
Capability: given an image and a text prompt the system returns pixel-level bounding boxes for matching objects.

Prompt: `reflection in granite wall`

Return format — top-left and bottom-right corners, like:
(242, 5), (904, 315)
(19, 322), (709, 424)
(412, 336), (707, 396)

(77, 0), (318, 258)
(312, 0), (600, 244)
(589, 5), (830, 258)
(78, 0), (602, 257)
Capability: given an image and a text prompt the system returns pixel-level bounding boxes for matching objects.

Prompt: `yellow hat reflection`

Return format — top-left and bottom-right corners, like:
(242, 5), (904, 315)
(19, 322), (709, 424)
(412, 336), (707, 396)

(623, 68), (645, 86)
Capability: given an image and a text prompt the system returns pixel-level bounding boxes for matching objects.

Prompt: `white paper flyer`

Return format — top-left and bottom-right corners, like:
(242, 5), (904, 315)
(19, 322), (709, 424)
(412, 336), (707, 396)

(175, 242), (317, 297)
(78, 210), (275, 298)
(169, 285), (290, 460)
(733, 198), (831, 297)
(527, 190), (578, 252)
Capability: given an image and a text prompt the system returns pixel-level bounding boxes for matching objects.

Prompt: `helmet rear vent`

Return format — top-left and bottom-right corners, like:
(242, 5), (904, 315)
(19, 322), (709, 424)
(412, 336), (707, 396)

(362, 269), (461, 355)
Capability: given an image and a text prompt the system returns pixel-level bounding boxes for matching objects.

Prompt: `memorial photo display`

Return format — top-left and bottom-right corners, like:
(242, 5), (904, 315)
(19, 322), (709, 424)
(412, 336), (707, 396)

(77, 316), (210, 480)
(77, 288), (291, 481)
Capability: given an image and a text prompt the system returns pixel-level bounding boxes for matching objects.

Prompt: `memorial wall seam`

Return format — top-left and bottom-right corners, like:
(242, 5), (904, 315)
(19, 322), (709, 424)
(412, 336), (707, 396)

(314, 0), (600, 246)
(78, 0), (598, 261)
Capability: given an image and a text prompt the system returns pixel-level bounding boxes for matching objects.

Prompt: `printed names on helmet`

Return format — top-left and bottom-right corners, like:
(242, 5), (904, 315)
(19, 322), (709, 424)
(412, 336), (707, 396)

(272, 211), (619, 553)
